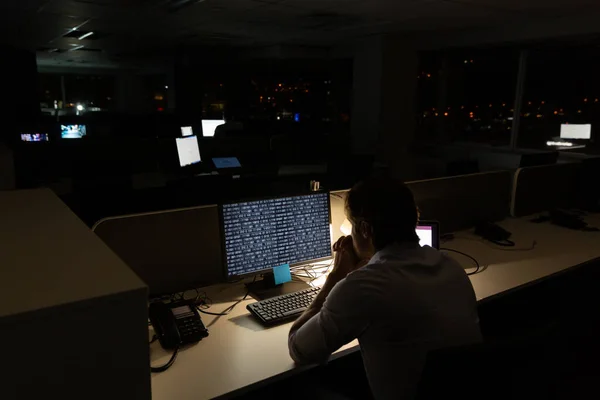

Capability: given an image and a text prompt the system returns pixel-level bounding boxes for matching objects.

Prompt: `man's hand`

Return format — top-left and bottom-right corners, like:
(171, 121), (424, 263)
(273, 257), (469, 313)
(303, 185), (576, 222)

(289, 236), (368, 340)
(330, 236), (364, 280)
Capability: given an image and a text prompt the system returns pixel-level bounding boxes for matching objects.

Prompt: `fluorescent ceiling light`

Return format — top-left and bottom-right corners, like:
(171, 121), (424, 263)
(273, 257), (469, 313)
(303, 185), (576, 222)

(78, 31), (94, 40)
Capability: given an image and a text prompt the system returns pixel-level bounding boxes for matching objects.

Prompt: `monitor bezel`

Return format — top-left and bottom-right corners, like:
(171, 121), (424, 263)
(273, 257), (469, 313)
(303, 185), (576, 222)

(219, 191), (333, 281)
(416, 220), (440, 250)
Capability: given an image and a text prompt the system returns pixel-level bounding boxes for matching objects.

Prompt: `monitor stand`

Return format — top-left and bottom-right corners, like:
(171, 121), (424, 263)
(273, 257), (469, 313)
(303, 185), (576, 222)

(245, 272), (311, 301)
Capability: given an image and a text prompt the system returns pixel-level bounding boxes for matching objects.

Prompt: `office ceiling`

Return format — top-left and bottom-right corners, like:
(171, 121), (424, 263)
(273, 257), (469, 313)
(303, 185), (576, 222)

(1, 0), (600, 68)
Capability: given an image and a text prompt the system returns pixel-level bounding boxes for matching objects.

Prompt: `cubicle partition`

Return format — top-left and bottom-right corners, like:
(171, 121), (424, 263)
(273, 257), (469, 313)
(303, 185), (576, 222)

(511, 162), (581, 217)
(330, 171), (513, 237)
(93, 205), (223, 296)
(408, 171), (512, 234)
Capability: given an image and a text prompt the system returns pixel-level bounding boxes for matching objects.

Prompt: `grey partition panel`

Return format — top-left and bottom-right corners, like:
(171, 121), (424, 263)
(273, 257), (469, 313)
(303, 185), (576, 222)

(93, 205), (223, 296)
(408, 171), (512, 234)
(511, 163), (581, 217)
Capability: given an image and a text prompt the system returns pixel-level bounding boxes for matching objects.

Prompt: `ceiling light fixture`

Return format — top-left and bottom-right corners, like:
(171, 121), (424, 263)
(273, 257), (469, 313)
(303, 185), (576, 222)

(167, 0), (205, 12)
(78, 31), (94, 40)
(68, 45), (85, 52)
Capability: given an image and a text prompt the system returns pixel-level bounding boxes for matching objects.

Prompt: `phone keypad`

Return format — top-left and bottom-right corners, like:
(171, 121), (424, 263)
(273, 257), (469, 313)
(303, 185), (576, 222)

(177, 316), (208, 341)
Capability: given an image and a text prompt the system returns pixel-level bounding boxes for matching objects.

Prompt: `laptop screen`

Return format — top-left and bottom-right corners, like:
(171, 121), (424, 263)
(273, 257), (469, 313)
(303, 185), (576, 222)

(213, 157), (241, 169)
(416, 222), (439, 249)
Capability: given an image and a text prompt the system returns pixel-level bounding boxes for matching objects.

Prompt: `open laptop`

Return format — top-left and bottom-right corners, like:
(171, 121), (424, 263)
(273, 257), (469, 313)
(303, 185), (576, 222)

(416, 221), (440, 249)
(212, 157), (242, 176)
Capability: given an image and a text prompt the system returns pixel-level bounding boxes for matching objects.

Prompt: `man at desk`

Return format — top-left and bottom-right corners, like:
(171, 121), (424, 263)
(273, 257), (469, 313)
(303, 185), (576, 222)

(288, 178), (482, 400)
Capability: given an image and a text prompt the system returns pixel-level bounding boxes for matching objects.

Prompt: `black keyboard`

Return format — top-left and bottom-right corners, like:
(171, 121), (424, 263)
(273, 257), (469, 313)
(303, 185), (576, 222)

(247, 287), (320, 326)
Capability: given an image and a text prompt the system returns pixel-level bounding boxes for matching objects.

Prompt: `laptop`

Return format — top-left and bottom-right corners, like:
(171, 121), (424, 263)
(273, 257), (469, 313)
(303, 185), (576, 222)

(416, 221), (440, 249)
(212, 157), (242, 176)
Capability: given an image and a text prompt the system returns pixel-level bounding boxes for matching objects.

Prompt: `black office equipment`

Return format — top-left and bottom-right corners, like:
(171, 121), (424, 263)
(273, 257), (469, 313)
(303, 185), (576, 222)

(246, 286), (320, 326)
(149, 300), (208, 350)
(475, 222), (514, 246)
(221, 192), (332, 299)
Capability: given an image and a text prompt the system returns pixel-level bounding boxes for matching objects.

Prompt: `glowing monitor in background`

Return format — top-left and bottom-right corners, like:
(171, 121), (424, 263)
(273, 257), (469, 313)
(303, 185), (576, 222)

(181, 126), (194, 137)
(61, 124), (86, 139)
(176, 136), (201, 167)
(202, 119), (225, 137)
(21, 133), (49, 142)
(560, 124), (591, 140)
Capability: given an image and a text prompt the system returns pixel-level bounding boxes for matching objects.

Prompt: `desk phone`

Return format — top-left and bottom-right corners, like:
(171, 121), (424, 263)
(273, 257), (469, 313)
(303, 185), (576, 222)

(149, 300), (208, 349)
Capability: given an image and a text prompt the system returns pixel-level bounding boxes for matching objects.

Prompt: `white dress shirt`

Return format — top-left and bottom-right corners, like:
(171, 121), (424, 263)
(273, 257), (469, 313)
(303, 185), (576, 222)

(288, 242), (482, 400)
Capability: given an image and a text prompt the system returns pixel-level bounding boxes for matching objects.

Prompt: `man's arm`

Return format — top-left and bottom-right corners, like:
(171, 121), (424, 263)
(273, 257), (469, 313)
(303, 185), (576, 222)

(288, 236), (369, 364)
(289, 270), (344, 338)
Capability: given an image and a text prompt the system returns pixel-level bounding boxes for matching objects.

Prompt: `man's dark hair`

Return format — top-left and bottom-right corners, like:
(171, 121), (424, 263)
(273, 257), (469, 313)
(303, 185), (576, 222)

(345, 177), (419, 250)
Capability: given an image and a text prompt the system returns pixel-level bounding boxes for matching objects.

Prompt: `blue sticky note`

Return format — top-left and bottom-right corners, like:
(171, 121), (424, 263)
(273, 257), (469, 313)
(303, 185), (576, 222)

(273, 263), (291, 285)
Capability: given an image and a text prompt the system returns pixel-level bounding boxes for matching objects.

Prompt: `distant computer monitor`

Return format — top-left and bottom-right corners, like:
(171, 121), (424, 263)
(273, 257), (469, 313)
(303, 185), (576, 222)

(20, 133), (49, 142)
(61, 124), (86, 139)
(213, 157), (241, 169)
(221, 193), (332, 279)
(561, 124), (591, 140)
(202, 119), (225, 137)
(175, 136), (201, 167)
(181, 126), (194, 137)
(416, 221), (439, 249)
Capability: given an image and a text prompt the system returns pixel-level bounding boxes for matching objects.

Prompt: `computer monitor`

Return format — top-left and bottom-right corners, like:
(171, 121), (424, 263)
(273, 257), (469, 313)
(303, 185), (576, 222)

(416, 221), (439, 249)
(61, 124), (86, 139)
(181, 126), (194, 137)
(560, 124), (591, 140)
(175, 136), (201, 167)
(202, 119), (225, 137)
(20, 133), (49, 142)
(221, 193), (332, 281)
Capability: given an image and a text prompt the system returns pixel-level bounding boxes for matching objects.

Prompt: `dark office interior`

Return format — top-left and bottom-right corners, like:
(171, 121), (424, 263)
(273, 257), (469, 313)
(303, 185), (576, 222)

(2, 0), (600, 399)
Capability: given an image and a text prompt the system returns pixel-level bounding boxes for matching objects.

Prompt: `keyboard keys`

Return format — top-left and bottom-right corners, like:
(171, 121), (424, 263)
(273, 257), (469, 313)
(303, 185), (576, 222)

(246, 287), (320, 326)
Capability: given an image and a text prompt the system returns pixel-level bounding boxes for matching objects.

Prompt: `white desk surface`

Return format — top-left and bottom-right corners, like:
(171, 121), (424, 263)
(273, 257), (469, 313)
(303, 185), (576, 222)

(151, 214), (600, 400)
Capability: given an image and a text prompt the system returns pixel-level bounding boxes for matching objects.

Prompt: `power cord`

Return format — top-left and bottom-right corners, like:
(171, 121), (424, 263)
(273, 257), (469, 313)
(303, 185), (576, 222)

(441, 248), (481, 276)
(150, 347), (179, 373)
(444, 235), (537, 252)
(197, 291), (250, 317)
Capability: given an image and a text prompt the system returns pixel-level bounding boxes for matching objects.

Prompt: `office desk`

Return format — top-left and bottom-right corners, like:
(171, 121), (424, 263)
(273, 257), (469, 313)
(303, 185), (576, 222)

(151, 215), (600, 400)
(150, 280), (358, 400)
(444, 215), (600, 301)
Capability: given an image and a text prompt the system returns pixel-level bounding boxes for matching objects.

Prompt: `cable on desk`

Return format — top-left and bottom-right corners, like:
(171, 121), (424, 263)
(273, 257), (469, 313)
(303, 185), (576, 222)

(445, 235), (537, 252)
(441, 248), (481, 276)
(197, 290), (250, 317)
(150, 346), (179, 373)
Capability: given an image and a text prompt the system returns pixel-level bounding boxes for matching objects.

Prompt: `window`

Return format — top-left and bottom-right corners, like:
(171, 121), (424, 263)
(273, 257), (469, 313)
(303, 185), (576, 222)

(64, 74), (114, 112)
(39, 73), (115, 115)
(519, 45), (600, 149)
(199, 60), (351, 124)
(38, 74), (62, 111)
(417, 48), (520, 146)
